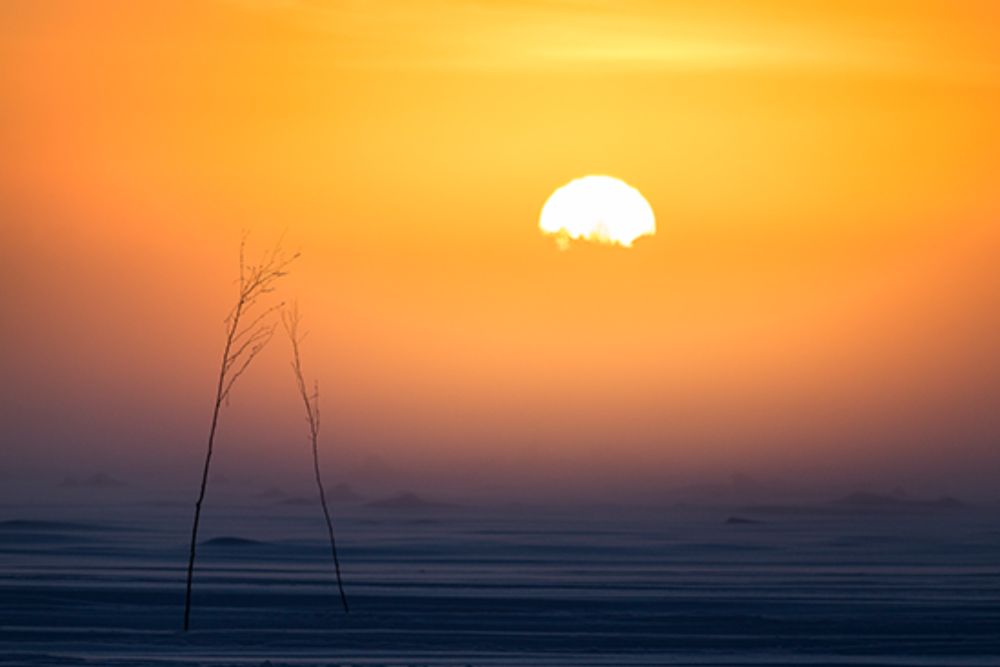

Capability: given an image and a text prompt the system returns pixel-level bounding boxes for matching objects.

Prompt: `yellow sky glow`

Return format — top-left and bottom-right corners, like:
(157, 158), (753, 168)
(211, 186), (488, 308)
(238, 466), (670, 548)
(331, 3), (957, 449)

(2, 0), (999, 493)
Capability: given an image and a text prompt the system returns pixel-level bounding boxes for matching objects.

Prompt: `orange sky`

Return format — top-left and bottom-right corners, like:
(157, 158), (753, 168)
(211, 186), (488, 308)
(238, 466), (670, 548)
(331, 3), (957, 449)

(2, 1), (999, 499)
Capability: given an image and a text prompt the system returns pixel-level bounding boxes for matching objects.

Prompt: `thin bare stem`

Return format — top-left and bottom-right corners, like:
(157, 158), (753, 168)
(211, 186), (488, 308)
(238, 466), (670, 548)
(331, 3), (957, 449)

(282, 303), (350, 614)
(182, 235), (298, 632)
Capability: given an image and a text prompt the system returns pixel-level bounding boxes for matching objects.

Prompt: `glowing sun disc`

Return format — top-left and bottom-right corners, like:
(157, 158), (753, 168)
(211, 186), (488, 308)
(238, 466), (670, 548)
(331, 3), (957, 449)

(539, 175), (655, 250)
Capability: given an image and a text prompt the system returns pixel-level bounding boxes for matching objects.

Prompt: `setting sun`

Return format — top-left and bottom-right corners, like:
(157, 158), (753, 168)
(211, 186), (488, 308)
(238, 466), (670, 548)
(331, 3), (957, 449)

(539, 175), (656, 249)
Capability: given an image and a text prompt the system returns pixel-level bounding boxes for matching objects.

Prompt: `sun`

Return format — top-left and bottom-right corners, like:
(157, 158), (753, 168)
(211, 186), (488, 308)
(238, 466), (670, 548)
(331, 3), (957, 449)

(539, 175), (655, 250)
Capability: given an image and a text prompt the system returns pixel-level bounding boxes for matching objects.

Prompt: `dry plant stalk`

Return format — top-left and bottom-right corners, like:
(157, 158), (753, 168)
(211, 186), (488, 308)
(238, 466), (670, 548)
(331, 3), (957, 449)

(283, 303), (350, 614)
(183, 235), (298, 631)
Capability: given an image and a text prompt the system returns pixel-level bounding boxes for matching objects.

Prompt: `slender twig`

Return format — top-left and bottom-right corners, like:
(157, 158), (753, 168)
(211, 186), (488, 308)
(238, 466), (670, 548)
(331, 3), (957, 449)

(282, 303), (350, 614)
(182, 234), (298, 631)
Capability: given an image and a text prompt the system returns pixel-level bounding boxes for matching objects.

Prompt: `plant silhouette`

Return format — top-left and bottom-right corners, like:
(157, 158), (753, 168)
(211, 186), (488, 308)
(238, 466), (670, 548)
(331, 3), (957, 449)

(283, 303), (350, 614)
(182, 235), (298, 631)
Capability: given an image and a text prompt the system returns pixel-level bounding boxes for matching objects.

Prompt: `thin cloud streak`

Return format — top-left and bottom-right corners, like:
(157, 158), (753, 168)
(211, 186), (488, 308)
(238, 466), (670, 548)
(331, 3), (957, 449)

(232, 0), (1000, 83)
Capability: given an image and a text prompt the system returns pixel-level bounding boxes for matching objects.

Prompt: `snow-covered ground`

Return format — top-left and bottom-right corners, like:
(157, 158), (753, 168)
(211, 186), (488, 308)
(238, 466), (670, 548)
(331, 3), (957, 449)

(1, 498), (998, 665)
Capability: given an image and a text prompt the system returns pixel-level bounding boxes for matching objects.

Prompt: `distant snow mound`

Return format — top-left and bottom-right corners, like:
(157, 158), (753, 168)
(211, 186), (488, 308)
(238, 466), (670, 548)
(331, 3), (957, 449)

(327, 482), (362, 503)
(276, 496), (316, 507)
(266, 483), (361, 505)
(200, 536), (269, 548)
(59, 472), (126, 489)
(0, 519), (105, 532)
(725, 516), (764, 525)
(833, 492), (968, 511)
(364, 492), (454, 511)
(254, 486), (287, 500)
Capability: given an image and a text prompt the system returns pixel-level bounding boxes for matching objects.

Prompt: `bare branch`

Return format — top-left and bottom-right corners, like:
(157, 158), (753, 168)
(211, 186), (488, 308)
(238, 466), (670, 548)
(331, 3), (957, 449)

(282, 302), (350, 614)
(221, 322), (277, 402)
(225, 320), (278, 374)
(232, 302), (285, 345)
(183, 234), (297, 631)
